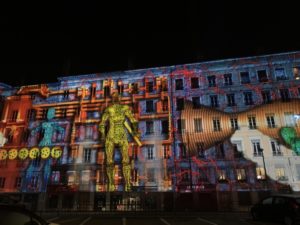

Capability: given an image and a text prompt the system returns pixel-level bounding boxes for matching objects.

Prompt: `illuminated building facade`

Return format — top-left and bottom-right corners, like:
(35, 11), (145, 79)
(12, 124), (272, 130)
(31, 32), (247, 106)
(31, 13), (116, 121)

(0, 51), (300, 211)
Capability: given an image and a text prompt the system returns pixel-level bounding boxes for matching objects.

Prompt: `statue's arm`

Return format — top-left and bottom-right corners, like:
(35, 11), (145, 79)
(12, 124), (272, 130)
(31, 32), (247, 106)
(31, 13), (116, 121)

(99, 109), (109, 139)
(124, 105), (139, 134)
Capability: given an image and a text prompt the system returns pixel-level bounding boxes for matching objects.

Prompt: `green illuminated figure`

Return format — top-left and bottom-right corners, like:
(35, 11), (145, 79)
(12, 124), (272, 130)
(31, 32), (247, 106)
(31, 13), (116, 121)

(99, 93), (139, 192)
(280, 127), (300, 155)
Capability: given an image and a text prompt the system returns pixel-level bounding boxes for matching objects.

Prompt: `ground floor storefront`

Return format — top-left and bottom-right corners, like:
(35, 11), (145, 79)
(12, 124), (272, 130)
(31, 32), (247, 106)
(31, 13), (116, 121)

(1, 190), (275, 212)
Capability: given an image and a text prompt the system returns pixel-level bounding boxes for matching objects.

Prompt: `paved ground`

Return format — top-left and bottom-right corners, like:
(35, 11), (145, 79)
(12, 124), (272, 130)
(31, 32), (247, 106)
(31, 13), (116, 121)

(43, 213), (282, 225)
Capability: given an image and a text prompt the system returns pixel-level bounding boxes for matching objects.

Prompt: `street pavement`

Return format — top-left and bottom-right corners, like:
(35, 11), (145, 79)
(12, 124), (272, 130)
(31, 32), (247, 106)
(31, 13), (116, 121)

(43, 213), (282, 225)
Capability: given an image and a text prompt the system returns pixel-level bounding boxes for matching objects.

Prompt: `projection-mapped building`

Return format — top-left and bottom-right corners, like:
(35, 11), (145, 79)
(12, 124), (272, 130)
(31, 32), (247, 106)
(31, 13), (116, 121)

(0, 51), (300, 211)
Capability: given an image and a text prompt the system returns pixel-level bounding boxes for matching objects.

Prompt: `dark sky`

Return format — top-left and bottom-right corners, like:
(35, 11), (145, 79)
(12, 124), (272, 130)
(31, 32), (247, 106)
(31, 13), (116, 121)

(1, 2), (300, 86)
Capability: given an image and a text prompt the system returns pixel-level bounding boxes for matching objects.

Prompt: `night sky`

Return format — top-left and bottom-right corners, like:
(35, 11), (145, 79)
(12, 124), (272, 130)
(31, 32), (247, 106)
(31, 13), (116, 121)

(1, 2), (300, 86)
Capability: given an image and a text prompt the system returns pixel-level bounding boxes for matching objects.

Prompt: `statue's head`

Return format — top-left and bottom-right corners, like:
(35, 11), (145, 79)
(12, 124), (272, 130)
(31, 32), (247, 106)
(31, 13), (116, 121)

(280, 127), (296, 145)
(112, 92), (121, 103)
(47, 107), (56, 120)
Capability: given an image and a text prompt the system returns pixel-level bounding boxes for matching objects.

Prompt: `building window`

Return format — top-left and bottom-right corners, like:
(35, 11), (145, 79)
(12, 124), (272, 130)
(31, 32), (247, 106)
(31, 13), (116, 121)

(146, 121), (154, 135)
(236, 169), (247, 181)
(261, 90), (272, 104)
(275, 68), (287, 80)
(240, 72), (250, 84)
(175, 79), (183, 90)
(256, 167), (266, 180)
(84, 148), (91, 163)
(293, 66), (300, 80)
(15, 177), (22, 188)
(216, 142), (225, 158)
(131, 82), (139, 94)
(191, 77), (199, 89)
(284, 112), (296, 127)
(248, 115), (257, 129)
(266, 114), (276, 128)
(232, 140), (243, 158)
(179, 143), (187, 159)
(224, 73), (233, 85)
(117, 81), (124, 94)
(104, 86), (110, 98)
(68, 172), (76, 185)
(196, 142), (205, 158)
(275, 167), (287, 181)
(207, 75), (216, 87)
(252, 140), (261, 156)
(230, 118), (239, 130)
(296, 165), (300, 181)
(257, 70), (268, 82)
(32, 156), (41, 167)
(85, 125), (93, 140)
(146, 100), (154, 113)
(177, 119), (185, 133)
(22, 129), (30, 144)
(198, 169), (208, 182)
(51, 171), (60, 184)
(192, 97), (201, 108)
(162, 98), (168, 111)
(210, 95), (219, 107)
(30, 176), (39, 188)
(227, 94), (236, 106)
(163, 145), (170, 159)
(81, 170), (90, 184)
(271, 141), (282, 156)
(0, 177), (6, 188)
(41, 109), (48, 119)
(10, 110), (18, 122)
(146, 81), (154, 93)
(147, 145), (154, 160)
(26, 109), (36, 121)
(161, 120), (169, 135)
(280, 89), (290, 102)
(176, 98), (184, 111)
(213, 118), (221, 131)
(217, 169), (227, 182)
(181, 169), (190, 182)
(194, 118), (203, 133)
(147, 168), (155, 182)
(63, 90), (69, 99)
(244, 92), (253, 105)
(61, 109), (67, 118)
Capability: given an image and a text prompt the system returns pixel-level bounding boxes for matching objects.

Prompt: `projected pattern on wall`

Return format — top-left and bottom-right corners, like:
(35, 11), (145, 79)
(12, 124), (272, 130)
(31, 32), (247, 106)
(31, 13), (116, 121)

(0, 52), (300, 211)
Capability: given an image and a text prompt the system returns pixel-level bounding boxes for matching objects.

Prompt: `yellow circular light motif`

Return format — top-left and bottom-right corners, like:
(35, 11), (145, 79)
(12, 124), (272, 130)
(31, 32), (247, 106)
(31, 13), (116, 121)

(51, 146), (62, 159)
(18, 148), (29, 160)
(0, 149), (8, 160)
(41, 147), (51, 159)
(29, 147), (40, 159)
(8, 149), (18, 160)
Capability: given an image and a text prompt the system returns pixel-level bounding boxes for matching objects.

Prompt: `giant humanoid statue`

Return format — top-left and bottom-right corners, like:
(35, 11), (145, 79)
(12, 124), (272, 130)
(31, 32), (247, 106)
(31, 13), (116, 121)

(99, 93), (140, 192)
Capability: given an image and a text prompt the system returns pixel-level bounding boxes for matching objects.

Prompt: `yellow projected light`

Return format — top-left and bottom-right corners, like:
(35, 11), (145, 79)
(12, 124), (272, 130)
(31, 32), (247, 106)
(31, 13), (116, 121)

(41, 147), (51, 159)
(8, 148), (18, 160)
(0, 149), (7, 160)
(29, 147), (40, 159)
(51, 146), (62, 159)
(19, 148), (29, 160)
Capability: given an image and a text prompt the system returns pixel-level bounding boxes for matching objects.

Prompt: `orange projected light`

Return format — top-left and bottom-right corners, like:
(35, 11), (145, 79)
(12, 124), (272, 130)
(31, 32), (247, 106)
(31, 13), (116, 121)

(181, 99), (300, 156)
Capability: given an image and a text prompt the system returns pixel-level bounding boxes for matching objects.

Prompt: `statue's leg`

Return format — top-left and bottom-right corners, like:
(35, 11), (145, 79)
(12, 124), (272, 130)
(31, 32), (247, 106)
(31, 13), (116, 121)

(121, 140), (131, 191)
(106, 139), (115, 192)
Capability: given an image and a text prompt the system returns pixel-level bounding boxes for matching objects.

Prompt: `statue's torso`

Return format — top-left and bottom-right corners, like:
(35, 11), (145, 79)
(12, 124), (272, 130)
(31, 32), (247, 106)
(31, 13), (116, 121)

(107, 104), (127, 141)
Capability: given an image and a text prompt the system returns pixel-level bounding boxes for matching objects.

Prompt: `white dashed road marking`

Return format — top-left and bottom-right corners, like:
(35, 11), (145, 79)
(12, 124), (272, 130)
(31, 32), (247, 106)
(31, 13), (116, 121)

(197, 217), (219, 225)
(47, 216), (60, 222)
(160, 218), (171, 225)
(79, 216), (91, 225)
(122, 217), (126, 225)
